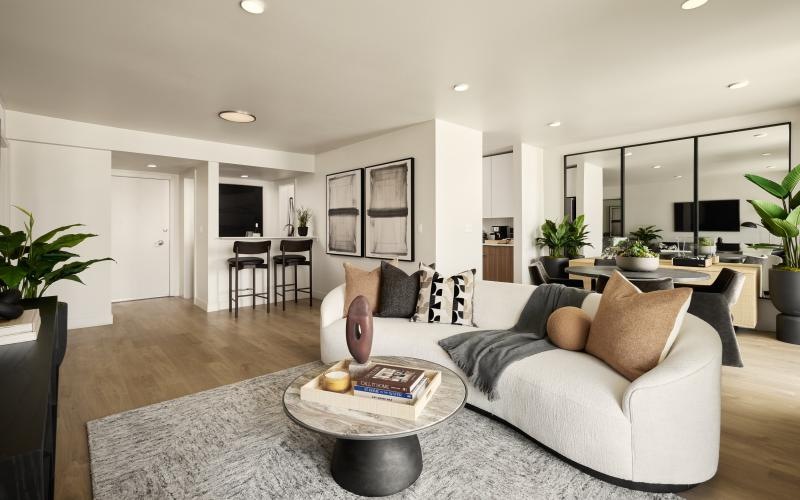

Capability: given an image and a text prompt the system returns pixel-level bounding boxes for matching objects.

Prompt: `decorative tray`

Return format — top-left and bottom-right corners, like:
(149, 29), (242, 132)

(300, 359), (441, 421)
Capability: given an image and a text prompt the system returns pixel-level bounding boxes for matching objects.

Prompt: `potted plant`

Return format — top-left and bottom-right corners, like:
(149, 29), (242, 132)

(629, 225), (663, 251)
(535, 215), (592, 278)
(0, 206), (113, 320)
(746, 164), (800, 344)
(698, 236), (716, 255)
(296, 207), (312, 237)
(608, 239), (660, 272)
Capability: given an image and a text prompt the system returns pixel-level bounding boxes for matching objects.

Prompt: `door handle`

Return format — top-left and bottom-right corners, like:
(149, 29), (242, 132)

(156, 240), (165, 246)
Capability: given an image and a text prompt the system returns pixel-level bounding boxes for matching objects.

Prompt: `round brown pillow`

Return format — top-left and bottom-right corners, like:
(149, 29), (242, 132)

(547, 306), (592, 351)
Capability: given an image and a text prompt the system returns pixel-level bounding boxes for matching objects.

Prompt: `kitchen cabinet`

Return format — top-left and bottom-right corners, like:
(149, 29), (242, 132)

(483, 245), (514, 282)
(482, 153), (514, 218)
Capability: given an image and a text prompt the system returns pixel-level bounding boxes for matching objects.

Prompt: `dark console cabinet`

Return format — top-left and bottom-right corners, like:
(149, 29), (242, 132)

(0, 298), (67, 500)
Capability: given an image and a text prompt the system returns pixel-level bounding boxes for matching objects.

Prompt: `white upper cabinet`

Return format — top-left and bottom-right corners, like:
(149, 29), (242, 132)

(483, 153), (513, 218)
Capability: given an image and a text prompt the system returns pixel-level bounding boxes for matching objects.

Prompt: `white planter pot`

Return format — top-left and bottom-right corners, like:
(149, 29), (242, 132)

(699, 245), (716, 255)
(615, 255), (659, 272)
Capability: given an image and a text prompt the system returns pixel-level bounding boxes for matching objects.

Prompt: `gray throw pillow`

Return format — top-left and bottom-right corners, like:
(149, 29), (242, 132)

(377, 262), (422, 318)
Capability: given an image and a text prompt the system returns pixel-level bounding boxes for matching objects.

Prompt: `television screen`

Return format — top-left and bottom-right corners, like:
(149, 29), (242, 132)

(219, 184), (263, 237)
(673, 199), (740, 232)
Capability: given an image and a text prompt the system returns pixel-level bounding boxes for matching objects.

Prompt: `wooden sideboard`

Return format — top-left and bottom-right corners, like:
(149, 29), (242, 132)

(483, 244), (513, 282)
(568, 258), (761, 328)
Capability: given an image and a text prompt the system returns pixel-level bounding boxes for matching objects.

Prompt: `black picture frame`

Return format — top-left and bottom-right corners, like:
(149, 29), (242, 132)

(363, 158), (415, 262)
(325, 168), (364, 257)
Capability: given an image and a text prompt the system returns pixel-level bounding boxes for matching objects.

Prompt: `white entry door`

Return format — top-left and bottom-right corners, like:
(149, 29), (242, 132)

(111, 175), (171, 301)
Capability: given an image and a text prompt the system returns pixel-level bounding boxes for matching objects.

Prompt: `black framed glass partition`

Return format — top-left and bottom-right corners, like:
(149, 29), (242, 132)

(563, 122), (792, 256)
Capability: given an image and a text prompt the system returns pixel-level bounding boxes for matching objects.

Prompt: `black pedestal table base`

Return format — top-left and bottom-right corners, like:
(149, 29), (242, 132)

(331, 435), (423, 497)
(776, 313), (800, 344)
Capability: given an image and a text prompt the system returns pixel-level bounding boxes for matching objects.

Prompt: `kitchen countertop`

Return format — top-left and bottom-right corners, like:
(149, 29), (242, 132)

(483, 240), (513, 246)
(217, 236), (316, 240)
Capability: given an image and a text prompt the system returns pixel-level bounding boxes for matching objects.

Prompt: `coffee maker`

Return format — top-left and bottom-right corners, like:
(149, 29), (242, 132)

(491, 225), (510, 240)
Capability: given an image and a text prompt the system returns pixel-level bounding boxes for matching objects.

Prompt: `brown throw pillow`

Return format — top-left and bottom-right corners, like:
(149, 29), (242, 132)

(343, 263), (381, 316)
(585, 271), (692, 381)
(547, 306), (591, 351)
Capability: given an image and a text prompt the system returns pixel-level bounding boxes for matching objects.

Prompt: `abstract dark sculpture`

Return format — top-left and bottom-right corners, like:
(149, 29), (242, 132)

(345, 295), (373, 363)
(0, 289), (24, 320)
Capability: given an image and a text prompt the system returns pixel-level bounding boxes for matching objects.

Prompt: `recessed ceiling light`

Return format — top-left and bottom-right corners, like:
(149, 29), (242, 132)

(681, 0), (708, 10)
(652, 165), (662, 169)
(240, 0), (266, 14)
(624, 152), (633, 157)
(452, 83), (470, 92)
(146, 164), (157, 168)
(674, 175), (683, 179)
(547, 121), (561, 127)
(727, 80), (749, 90)
(761, 152), (771, 156)
(766, 165), (775, 169)
(754, 132), (768, 138)
(218, 110), (256, 123)
(240, 174), (249, 178)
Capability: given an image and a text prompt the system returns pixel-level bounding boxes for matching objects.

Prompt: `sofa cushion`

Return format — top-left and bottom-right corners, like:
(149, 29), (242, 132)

(547, 306), (591, 351)
(343, 263), (381, 315)
(585, 271), (692, 381)
(377, 261), (421, 318)
(412, 265), (476, 325)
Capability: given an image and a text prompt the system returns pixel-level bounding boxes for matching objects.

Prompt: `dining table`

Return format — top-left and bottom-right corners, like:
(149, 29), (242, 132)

(564, 265), (710, 283)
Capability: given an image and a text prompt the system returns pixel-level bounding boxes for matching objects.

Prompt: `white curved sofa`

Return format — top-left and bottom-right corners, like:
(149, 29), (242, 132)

(320, 280), (722, 490)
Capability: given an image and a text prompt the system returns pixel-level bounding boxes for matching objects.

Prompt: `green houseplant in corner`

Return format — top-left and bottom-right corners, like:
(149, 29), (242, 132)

(535, 215), (593, 278)
(296, 207), (312, 237)
(0, 206), (113, 320)
(746, 164), (800, 344)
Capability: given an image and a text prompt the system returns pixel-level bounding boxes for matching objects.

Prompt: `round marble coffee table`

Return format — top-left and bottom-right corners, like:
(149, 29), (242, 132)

(283, 356), (467, 497)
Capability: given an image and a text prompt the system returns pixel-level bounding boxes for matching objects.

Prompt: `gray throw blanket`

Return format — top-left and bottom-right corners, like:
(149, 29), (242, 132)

(438, 284), (589, 400)
(689, 292), (743, 367)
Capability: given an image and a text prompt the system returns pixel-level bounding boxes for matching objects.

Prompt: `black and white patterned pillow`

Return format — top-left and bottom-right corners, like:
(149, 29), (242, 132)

(411, 265), (475, 325)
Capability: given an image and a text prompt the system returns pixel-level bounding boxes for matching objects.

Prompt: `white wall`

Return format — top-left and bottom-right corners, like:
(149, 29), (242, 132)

(193, 165), (210, 309)
(575, 161), (604, 254)
(513, 143), (544, 283)
(6, 111), (314, 172)
(277, 181), (296, 235)
(434, 120), (483, 277)
(182, 175), (195, 299)
(9, 140), (112, 328)
(0, 99), (8, 226)
(295, 121), (437, 297)
(544, 105), (800, 226)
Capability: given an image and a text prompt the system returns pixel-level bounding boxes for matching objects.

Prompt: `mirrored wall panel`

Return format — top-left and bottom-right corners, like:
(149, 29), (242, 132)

(624, 138), (694, 252)
(697, 124), (791, 251)
(564, 149), (622, 252)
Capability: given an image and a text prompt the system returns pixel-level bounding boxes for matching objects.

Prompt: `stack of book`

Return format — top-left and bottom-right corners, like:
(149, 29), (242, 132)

(0, 309), (41, 346)
(353, 363), (428, 405)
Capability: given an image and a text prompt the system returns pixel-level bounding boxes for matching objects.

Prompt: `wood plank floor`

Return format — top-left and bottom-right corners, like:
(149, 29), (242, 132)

(55, 298), (799, 499)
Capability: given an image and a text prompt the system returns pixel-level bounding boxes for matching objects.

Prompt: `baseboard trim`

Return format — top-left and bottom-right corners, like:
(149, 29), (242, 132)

(67, 313), (114, 330)
(465, 405), (702, 493)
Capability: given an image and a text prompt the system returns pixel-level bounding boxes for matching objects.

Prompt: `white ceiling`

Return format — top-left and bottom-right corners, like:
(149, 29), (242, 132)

(1, 1), (799, 154)
(112, 151), (304, 181)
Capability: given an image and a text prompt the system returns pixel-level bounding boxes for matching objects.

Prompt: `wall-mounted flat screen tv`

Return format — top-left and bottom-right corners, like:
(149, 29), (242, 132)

(219, 184), (263, 237)
(673, 199), (740, 232)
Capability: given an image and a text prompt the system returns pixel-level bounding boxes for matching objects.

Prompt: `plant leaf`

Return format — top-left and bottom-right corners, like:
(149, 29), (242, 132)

(748, 200), (788, 220)
(0, 265), (27, 289)
(786, 205), (800, 227)
(44, 233), (98, 251)
(745, 174), (790, 199)
(781, 164), (800, 193)
(762, 218), (800, 239)
(32, 224), (85, 245)
(0, 231), (26, 259)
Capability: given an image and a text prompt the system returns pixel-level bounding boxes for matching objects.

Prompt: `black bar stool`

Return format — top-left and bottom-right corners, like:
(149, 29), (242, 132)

(228, 240), (271, 317)
(273, 239), (313, 310)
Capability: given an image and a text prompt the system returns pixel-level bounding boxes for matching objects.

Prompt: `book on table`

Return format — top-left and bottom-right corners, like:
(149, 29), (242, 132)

(353, 377), (429, 405)
(356, 363), (426, 393)
(0, 309), (40, 345)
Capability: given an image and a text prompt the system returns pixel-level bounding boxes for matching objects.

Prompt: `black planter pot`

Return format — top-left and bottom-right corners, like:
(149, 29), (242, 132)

(297, 227), (308, 236)
(540, 256), (570, 279)
(769, 268), (800, 345)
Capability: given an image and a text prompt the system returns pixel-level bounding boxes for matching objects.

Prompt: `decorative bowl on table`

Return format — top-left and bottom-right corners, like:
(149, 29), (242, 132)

(615, 255), (659, 272)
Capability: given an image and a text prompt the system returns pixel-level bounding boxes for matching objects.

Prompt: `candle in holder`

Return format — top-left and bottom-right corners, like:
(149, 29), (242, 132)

(323, 370), (351, 393)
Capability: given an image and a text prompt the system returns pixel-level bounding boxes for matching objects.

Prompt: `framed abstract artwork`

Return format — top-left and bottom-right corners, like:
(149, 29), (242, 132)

(326, 168), (364, 257)
(364, 158), (414, 261)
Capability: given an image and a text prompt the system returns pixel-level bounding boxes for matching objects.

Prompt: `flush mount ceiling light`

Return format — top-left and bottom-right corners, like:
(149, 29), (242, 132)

(624, 152), (633, 157)
(652, 165), (662, 169)
(754, 132), (768, 138)
(452, 83), (470, 92)
(727, 80), (749, 90)
(674, 175), (683, 179)
(240, 0), (266, 14)
(761, 152), (772, 156)
(547, 121), (561, 127)
(681, 0), (708, 10)
(218, 110), (256, 123)
(766, 165), (775, 169)
(240, 174), (249, 178)
(146, 164), (157, 168)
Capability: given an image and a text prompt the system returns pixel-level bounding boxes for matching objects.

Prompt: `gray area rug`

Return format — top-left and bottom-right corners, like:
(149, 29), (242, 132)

(88, 362), (679, 499)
